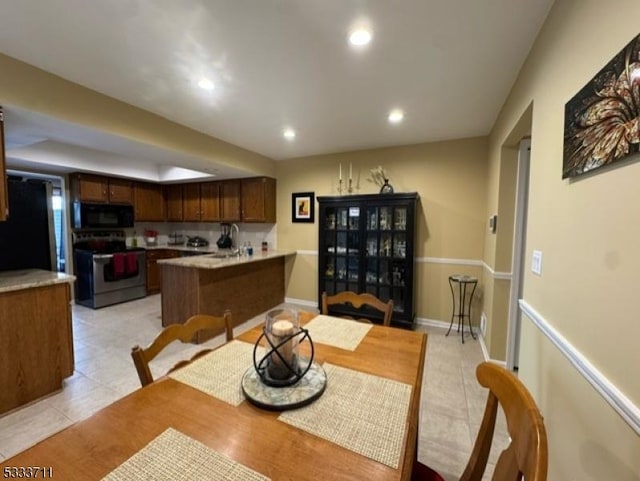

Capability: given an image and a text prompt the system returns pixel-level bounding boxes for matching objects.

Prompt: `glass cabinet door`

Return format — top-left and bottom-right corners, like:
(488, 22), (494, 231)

(318, 193), (417, 328)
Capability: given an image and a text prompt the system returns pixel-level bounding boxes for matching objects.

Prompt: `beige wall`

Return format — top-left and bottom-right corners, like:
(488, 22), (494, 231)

(488, 0), (640, 478)
(276, 137), (488, 321)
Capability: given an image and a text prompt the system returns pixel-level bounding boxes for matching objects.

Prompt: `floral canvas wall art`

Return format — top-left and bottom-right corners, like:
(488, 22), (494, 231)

(563, 33), (640, 179)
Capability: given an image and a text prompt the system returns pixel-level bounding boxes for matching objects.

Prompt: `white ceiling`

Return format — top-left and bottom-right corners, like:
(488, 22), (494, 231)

(0, 0), (554, 180)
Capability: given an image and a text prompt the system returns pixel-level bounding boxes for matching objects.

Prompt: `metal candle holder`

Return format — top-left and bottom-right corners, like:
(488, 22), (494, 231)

(252, 309), (315, 387)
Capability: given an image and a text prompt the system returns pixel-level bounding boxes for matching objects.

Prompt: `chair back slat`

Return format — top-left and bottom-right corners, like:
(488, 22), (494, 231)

(321, 291), (394, 326)
(131, 311), (233, 387)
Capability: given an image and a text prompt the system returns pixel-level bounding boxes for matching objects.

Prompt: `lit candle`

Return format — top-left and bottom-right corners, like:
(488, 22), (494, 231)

(269, 319), (295, 379)
(339, 163), (342, 181)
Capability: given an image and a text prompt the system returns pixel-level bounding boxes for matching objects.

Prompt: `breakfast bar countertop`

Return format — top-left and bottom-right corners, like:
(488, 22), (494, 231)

(0, 269), (76, 294)
(157, 249), (296, 269)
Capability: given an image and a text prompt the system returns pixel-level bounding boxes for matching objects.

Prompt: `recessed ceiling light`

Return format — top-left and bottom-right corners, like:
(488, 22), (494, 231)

(283, 128), (296, 140)
(197, 78), (215, 91)
(388, 109), (404, 124)
(349, 28), (372, 46)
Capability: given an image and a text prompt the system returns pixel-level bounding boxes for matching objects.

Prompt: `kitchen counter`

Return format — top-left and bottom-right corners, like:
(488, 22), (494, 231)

(157, 249), (295, 269)
(159, 250), (296, 341)
(144, 244), (218, 254)
(0, 269), (76, 294)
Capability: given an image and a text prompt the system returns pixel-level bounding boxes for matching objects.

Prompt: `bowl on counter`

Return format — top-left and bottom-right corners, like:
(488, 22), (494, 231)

(144, 236), (157, 246)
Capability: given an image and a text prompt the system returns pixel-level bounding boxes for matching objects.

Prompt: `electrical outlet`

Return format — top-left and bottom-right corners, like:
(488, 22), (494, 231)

(480, 313), (487, 337)
(532, 250), (542, 276)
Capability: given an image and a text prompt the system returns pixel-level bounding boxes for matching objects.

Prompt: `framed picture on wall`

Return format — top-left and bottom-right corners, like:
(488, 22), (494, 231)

(292, 192), (315, 223)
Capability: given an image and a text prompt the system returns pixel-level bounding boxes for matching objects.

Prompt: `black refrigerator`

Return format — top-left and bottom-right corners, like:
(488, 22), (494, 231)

(0, 179), (56, 271)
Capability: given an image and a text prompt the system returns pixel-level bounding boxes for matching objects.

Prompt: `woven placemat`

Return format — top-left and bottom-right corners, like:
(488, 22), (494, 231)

(169, 340), (262, 406)
(303, 315), (372, 351)
(102, 428), (270, 481)
(278, 363), (412, 468)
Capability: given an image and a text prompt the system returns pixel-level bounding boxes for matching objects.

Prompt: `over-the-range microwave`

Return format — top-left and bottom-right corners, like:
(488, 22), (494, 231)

(73, 202), (134, 229)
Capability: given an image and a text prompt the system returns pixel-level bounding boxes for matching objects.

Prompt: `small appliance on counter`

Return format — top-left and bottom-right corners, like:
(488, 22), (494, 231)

(186, 236), (209, 248)
(143, 229), (158, 246)
(216, 224), (232, 249)
(168, 232), (185, 246)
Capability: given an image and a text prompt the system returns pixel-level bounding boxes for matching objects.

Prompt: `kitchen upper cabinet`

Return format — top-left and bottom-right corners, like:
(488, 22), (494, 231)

(181, 182), (221, 222)
(70, 173), (133, 204)
(71, 173), (108, 203)
(134, 181), (165, 221)
(0, 107), (7, 221)
(241, 177), (276, 223)
(200, 181), (221, 221)
(109, 178), (134, 204)
(220, 180), (241, 222)
(165, 184), (184, 221)
(182, 183), (201, 221)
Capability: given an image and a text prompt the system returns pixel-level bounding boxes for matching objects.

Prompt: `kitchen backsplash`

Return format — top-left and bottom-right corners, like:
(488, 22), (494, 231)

(129, 222), (277, 250)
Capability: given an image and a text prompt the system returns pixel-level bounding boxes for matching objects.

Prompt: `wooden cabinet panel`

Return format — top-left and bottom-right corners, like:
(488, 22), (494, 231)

(146, 249), (181, 294)
(108, 178), (134, 204)
(134, 182), (165, 221)
(200, 181), (221, 222)
(220, 180), (241, 222)
(70, 173), (133, 204)
(0, 107), (7, 221)
(165, 184), (184, 221)
(0, 282), (74, 415)
(241, 177), (276, 223)
(182, 183), (201, 221)
(71, 173), (109, 203)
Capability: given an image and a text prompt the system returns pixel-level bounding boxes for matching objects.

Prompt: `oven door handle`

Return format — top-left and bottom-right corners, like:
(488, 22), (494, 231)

(93, 254), (114, 261)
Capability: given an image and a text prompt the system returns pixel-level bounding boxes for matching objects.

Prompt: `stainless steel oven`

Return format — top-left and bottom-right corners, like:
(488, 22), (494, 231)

(74, 231), (146, 309)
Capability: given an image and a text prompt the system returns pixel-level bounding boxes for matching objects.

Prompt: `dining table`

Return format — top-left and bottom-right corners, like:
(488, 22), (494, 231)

(0, 312), (427, 480)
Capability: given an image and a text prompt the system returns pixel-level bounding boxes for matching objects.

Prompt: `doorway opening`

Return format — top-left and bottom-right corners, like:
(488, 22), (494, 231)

(506, 139), (531, 371)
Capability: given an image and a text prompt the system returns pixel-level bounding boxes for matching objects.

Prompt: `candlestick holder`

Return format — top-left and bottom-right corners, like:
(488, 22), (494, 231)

(347, 178), (354, 194)
(338, 178), (344, 195)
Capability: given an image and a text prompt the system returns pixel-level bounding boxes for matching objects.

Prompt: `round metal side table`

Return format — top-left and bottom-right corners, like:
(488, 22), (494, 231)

(447, 275), (478, 343)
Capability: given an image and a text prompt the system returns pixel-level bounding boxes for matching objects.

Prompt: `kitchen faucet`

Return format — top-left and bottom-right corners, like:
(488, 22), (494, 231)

(230, 223), (240, 254)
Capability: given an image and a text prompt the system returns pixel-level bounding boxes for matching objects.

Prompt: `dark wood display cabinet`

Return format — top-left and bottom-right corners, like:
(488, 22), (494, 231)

(317, 192), (418, 328)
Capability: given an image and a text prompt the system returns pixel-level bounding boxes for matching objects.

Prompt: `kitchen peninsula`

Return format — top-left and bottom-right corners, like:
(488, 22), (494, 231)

(0, 269), (76, 415)
(159, 250), (295, 341)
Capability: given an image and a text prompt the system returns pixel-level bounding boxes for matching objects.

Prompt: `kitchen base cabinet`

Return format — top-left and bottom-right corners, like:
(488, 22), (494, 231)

(160, 257), (285, 342)
(146, 249), (181, 294)
(0, 282), (74, 415)
(317, 193), (418, 328)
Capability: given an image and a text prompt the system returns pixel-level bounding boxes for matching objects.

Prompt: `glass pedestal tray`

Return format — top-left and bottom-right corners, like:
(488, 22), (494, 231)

(241, 359), (327, 411)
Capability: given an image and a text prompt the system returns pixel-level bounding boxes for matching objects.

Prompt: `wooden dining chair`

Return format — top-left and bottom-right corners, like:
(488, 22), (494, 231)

(321, 291), (394, 326)
(412, 361), (548, 481)
(131, 311), (233, 387)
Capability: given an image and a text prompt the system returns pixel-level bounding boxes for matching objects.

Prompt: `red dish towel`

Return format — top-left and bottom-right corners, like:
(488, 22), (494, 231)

(112, 253), (125, 276)
(125, 252), (138, 274)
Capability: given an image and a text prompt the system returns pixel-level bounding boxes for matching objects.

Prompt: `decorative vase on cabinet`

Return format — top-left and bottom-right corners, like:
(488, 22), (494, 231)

(317, 192), (418, 328)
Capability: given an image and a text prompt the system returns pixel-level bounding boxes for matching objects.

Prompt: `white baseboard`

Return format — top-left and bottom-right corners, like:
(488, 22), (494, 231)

(283, 297), (318, 308)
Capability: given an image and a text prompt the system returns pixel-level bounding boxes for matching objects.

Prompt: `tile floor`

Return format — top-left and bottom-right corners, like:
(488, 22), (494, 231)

(0, 295), (508, 480)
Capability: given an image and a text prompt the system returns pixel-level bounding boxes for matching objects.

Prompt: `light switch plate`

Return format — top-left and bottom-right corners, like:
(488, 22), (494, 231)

(532, 250), (542, 276)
